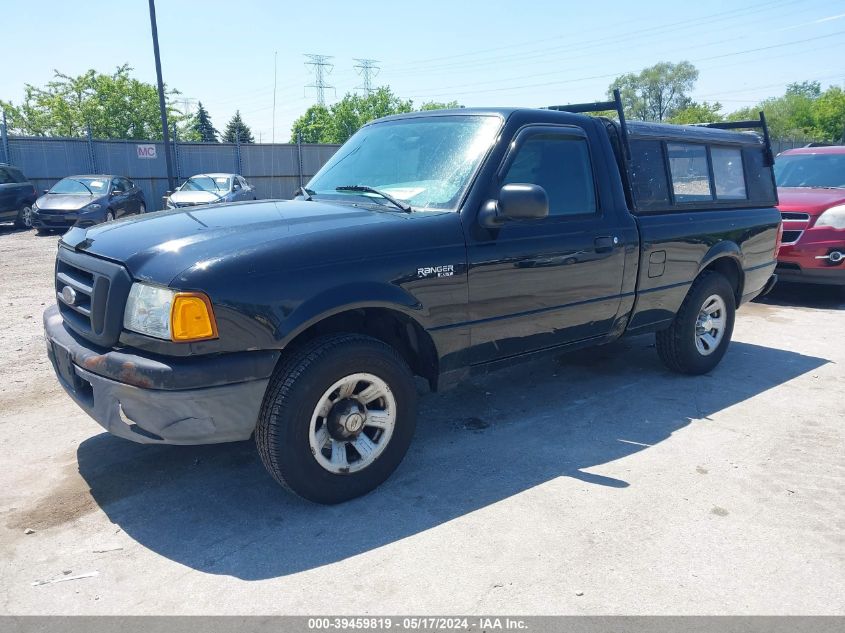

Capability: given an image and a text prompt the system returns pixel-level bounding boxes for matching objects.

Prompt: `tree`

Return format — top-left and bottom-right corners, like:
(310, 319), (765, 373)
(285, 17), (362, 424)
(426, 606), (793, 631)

(727, 82), (845, 142)
(669, 101), (724, 125)
(223, 110), (254, 143)
(419, 100), (461, 111)
(290, 87), (462, 144)
(0, 64), (185, 139)
(291, 104), (334, 143)
(192, 101), (218, 142)
(610, 61), (699, 122)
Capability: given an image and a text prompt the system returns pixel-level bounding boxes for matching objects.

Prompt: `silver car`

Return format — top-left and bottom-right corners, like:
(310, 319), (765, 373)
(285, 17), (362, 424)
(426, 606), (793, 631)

(166, 173), (256, 209)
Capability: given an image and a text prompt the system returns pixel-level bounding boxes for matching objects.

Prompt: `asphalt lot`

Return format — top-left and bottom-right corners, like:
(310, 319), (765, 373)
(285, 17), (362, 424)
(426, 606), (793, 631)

(0, 224), (843, 615)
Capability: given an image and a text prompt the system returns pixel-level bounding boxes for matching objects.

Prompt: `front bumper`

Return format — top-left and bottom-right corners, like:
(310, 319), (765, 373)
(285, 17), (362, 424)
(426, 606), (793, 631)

(32, 210), (78, 229)
(777, 226), (845, 285)
(44, 305), (279, 444)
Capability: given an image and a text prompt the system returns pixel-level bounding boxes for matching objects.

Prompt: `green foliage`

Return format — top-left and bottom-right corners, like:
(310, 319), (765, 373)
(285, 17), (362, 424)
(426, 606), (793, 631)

(192, 101), (218, 142)
(728, 82), (845, 142)
(291, 104), (334, 143)
(0, 64), (185, 139)
(419, 100), (461, 111)
(223, 110), (254, 143)
(668, 101), (724, 125)
(290, 88), (462, 144)
(610, 61), (699, 122)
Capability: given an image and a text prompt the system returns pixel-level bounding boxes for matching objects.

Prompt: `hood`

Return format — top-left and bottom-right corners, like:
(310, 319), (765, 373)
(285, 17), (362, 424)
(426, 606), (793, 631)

(36, 193), (98, 211)
(168, 190), (222, 205)
(60, 199), (410, 283)
(777, 187), (845, 215)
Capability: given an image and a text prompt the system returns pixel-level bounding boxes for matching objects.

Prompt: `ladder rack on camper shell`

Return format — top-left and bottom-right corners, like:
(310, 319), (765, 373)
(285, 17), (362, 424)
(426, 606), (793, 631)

(546, 89), (775, 167)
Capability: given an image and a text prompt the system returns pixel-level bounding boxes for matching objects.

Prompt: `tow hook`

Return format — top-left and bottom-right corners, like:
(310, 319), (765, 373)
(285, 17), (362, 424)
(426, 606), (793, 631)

(815, 251), (844, 263)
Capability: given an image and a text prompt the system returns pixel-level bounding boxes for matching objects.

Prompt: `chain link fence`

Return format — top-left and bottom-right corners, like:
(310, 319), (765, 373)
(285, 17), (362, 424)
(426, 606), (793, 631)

(0, 126), (338, 210)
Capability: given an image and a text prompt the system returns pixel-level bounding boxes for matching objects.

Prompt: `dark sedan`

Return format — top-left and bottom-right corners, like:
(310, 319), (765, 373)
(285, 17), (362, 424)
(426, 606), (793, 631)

(32, 175), (146, 234)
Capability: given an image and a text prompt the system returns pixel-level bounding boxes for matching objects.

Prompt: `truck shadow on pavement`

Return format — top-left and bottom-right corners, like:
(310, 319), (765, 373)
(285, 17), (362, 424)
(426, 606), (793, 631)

(76, 336), (828, 580)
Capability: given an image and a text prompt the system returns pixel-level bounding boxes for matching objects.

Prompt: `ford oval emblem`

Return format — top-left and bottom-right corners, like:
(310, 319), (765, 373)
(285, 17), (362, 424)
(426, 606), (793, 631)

(61, 286), (77, 306)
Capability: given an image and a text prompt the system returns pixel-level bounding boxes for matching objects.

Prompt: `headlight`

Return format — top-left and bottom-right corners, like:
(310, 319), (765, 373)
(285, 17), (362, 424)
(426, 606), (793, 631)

(816, 204), (845, 229)
(123, 282), (218, 342)
(82, 203), (102, 213)
(32, 201), (39, 211)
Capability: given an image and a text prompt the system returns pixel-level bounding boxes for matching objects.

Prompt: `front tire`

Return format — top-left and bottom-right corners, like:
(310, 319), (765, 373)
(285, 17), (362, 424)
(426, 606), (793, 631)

(105, 211), (115, 223)
(656, 271), (736, 375)
(256, 334), (417, 504)
(139, 202), (146, 214)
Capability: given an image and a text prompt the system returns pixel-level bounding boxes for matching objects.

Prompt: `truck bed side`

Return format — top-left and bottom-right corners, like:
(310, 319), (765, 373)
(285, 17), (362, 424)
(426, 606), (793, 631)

(627, 207), (781, 333)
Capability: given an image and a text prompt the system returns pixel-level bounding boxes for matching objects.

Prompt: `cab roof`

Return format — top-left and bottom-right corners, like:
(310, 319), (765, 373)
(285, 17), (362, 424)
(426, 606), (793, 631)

(372, 107), (764, 145)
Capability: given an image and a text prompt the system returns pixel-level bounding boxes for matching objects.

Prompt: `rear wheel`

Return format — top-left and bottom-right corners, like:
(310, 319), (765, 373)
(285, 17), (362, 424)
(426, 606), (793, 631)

(656, 271), (736, 375)
(255, 333), (417, 504)
(14, 205), (33, 229)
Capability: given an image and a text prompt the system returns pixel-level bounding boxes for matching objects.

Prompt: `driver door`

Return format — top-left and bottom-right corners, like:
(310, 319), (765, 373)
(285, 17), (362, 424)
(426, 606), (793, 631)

(466, 125), (629, 364)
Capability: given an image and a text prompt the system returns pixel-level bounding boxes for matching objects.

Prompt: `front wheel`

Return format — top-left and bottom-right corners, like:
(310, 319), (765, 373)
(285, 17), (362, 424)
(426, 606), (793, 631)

(139, 202), (146, 214)
(656, 271), (736, 375)
(105, 211), (115, 223)
(255, 333), (417, 504)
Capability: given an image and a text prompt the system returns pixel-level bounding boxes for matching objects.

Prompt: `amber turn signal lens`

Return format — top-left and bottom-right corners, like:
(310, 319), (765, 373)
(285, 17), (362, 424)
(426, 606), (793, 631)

(170, 293), (218, 342)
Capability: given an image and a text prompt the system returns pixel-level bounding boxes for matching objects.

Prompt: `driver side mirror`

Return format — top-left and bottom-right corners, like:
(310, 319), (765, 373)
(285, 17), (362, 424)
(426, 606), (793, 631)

(232, 182), (241, 191)
(478, 183), (549, 228)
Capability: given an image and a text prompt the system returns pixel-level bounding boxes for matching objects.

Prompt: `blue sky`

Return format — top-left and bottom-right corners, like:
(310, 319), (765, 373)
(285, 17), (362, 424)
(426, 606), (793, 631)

(3, 0), (845, 142)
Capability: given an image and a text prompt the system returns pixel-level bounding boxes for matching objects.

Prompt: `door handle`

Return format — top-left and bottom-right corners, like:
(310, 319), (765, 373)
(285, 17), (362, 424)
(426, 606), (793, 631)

(594, 236), (619, 253)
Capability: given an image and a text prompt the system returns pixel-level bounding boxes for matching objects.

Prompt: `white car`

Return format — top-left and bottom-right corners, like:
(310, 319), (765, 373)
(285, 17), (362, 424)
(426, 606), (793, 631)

(166, 173), (256, 209)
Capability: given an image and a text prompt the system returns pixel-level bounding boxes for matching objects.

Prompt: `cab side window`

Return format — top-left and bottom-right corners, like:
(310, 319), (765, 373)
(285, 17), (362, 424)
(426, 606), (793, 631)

(503, 133), (597, 216)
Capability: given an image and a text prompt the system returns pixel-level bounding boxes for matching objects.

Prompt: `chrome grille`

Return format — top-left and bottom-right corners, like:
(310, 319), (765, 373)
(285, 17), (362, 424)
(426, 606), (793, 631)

(779, 211), (811, 245)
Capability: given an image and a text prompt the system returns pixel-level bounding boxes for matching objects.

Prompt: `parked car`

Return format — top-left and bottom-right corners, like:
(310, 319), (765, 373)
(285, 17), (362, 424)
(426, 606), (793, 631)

(32, 175), (146, 234)
(774, 146), (845, 289)
(44, 95), (780, 504)
(0, 163), (38, 228)
(166, 173), (256, 209)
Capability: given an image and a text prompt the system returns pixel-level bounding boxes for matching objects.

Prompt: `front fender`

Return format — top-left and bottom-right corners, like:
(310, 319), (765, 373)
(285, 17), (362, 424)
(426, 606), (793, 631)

(277, 281), (424, 347)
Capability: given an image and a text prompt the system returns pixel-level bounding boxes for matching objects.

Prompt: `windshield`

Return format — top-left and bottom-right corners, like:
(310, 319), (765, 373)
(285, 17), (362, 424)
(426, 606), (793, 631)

(307, 115), (502, 210)
(181, 175), (231, 192)
(49, 177), (108, 195)
(775, 153), (845, 188)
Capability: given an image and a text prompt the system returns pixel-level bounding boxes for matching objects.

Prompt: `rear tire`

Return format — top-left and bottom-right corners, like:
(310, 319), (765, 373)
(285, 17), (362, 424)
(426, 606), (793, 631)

(656, 271), (736, 375)
(35, 228), (50, 235)
(14, 205), (33, 229)
(255, 333), (417, 504)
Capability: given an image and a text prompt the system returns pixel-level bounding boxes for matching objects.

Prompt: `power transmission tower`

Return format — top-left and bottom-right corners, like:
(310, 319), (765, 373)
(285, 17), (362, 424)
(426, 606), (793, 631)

(354, 58), (380, 94)
(304, 54), (335, 105)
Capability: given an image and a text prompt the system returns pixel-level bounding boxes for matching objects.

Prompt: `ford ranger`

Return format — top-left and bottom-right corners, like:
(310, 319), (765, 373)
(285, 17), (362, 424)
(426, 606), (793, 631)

(44, 92), (781, 504)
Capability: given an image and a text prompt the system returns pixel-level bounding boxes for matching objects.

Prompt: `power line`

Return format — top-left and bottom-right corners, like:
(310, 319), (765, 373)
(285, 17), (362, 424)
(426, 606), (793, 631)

(406, 28), (845, 100)
(304, 53), (335, 105)
(354, 59), (381, 94)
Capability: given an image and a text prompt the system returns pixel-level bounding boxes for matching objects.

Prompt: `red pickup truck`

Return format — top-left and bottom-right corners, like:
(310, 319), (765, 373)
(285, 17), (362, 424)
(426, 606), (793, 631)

(774, 146), (845, 290)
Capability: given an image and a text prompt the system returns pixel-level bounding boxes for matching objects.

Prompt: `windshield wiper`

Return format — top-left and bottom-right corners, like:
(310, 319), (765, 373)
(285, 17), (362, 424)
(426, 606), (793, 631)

(295, 186), (316, 201)
(69, 179), (93, 195)
(336, 185), (412, 213)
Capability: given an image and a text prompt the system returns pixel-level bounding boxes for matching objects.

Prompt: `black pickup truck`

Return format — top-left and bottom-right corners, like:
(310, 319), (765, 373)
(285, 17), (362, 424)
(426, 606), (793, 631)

(44, 92), (781, 503)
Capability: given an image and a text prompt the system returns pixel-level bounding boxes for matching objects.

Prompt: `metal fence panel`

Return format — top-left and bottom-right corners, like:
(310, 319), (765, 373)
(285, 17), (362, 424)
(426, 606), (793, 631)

(4, 135), (339, 210)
